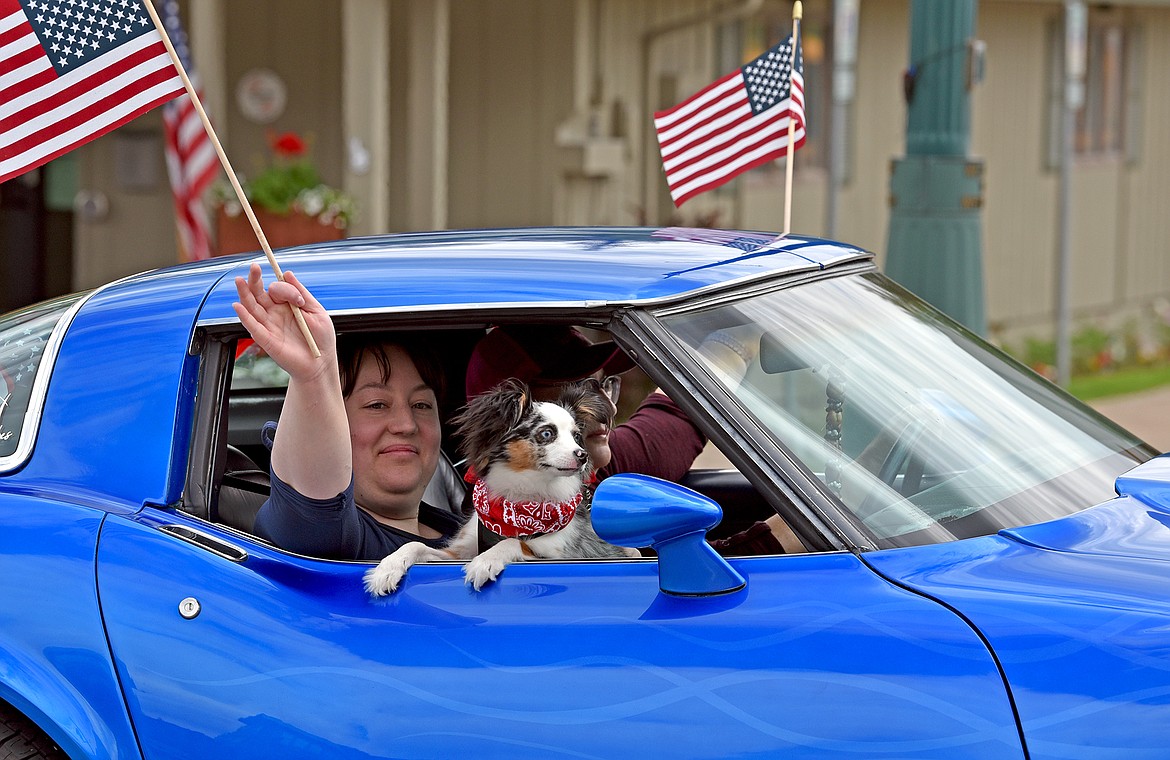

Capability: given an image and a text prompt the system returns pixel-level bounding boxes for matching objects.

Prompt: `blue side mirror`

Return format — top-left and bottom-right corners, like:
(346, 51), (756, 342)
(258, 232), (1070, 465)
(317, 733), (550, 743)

(1116, 455), (1170, 514)
(592, 474), (746, 597)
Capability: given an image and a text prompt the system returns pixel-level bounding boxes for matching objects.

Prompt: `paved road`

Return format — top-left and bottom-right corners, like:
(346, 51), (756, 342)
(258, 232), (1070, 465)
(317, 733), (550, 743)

(1090, 385), (1170, 453)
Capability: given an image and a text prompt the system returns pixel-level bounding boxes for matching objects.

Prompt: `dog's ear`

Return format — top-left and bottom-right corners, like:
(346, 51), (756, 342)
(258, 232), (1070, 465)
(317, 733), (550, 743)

(453, 378), (532, 474)
(558, 377), (616, 431)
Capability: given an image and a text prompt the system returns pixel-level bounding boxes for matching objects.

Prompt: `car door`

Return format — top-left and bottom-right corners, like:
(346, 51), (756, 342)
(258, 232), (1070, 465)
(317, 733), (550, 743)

(96, 506), (1024, 759)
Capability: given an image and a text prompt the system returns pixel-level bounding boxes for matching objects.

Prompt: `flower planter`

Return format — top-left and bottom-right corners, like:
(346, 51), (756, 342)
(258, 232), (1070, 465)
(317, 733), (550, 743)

(215, 207), (344, 257)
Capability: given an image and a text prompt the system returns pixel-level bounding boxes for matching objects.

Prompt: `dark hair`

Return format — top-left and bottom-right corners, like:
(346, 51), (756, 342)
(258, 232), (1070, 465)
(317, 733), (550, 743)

(336, 333), (446, 403)
(451, 378), (531, 476)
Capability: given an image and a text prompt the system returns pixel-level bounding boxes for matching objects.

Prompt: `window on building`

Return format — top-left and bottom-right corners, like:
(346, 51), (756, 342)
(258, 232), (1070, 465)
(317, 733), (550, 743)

(1078, 19), (1126, 155)
(1047, 9), (1142, 166)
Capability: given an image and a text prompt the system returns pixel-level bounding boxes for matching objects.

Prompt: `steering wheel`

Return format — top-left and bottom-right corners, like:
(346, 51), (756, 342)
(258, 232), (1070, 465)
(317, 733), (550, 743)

(850, 412), (935, 523)
(874, 416), (931, 492)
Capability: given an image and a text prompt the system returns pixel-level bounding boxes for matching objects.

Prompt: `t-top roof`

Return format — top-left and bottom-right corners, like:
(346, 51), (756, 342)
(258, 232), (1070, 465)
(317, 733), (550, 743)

(189, 227), (872, 324)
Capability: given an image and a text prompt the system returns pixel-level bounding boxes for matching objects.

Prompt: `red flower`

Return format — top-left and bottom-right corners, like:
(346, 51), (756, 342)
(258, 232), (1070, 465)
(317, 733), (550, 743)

(269, 131), (306, 158)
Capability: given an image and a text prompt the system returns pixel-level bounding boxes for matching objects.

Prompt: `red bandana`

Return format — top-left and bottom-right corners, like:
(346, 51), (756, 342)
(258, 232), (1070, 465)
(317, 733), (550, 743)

(471, 480), (581, 538)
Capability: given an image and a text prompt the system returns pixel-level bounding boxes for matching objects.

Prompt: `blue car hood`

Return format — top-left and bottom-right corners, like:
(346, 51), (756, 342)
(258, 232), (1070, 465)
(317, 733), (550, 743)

(864, 456), (1170, 757)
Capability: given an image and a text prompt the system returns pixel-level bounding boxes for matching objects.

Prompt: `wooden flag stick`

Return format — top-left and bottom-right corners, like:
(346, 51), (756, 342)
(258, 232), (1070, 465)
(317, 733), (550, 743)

(141, 0), (320, 358)
(783, 0), (803, 236)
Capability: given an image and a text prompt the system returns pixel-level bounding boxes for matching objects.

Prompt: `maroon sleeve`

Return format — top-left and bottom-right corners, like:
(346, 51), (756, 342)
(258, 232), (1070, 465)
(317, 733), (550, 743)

(598, 392), (707, 483)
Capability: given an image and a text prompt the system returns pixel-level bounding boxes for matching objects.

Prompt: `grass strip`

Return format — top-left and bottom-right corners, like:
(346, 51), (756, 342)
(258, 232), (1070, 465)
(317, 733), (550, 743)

(1068, 364), (1170, 401)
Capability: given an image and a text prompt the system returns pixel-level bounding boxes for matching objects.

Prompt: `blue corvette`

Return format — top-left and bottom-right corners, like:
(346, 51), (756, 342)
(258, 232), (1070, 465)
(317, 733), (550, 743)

(0, 227), (1167, 759)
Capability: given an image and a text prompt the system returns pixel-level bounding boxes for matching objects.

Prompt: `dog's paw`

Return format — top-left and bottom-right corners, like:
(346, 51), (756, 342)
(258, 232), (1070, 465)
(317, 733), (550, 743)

(363, 556), (411, 596)
(463, 554), (508, 591)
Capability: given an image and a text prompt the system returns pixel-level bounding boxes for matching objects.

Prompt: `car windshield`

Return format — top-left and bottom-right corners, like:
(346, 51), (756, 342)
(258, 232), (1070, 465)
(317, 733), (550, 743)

(660, 273), (1151, 549)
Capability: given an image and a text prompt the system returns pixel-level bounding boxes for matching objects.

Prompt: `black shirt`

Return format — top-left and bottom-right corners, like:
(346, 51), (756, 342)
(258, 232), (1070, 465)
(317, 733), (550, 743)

(255, 469), (465, 560)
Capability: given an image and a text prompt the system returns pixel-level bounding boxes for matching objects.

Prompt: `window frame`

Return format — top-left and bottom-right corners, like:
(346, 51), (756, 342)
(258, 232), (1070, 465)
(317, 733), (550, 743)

(0, 292), (89, 473)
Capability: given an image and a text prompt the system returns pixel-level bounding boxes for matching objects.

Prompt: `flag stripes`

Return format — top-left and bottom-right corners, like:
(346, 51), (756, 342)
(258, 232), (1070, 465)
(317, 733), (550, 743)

(161, 0), (216, 260)
(654, 34), (805, 208)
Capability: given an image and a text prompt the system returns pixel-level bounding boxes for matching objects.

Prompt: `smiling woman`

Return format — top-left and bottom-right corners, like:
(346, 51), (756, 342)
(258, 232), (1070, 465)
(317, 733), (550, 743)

(232, 264), (462, 560)
(336, 337), (443, 528)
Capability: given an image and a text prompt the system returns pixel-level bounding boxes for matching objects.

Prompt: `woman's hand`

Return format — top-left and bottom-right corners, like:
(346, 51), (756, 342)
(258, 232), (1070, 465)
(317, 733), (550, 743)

(234, 263), (350, 498)
(232, 263), (337, 381)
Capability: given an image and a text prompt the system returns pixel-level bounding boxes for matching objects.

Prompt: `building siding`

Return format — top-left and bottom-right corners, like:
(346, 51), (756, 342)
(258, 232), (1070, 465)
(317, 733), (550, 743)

(55, 0), (1170, 343)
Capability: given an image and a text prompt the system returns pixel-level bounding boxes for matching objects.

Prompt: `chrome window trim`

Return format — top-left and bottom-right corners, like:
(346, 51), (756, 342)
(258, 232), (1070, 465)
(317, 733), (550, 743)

(159, 524), (248, 562)
(0, 285), (112, 474)
(195, 301), (614, 328)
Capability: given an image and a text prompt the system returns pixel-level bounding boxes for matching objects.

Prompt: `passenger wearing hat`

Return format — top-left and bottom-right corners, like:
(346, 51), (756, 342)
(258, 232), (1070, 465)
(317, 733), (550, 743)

(465, 325), (707, 484)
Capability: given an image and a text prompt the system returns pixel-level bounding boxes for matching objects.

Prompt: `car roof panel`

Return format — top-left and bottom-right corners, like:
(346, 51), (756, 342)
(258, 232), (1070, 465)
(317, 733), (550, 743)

(190, 228), (871, 324)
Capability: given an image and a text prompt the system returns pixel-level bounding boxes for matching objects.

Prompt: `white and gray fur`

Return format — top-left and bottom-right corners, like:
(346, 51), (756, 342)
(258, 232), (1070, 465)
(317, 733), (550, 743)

(364, 378), (639, 595)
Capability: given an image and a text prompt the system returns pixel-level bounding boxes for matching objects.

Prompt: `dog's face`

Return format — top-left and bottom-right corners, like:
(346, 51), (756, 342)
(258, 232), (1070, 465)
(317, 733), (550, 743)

(455, 379), (591, 502)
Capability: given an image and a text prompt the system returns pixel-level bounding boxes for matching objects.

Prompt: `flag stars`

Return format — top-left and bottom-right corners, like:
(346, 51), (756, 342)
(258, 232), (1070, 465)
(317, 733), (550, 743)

(25, 0), (160, 74)
(740, 37), (801, 115)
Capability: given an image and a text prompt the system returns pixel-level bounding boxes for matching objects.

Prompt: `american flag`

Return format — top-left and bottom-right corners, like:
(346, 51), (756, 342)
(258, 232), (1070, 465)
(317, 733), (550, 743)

(160, 0), (215, 260)
(0, 0), (184, 184)
(654, 33), (805, 208)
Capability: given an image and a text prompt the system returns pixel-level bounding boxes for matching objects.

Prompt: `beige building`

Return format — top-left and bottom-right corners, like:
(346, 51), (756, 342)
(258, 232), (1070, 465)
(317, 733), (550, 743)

(5, 0), (1167, 351)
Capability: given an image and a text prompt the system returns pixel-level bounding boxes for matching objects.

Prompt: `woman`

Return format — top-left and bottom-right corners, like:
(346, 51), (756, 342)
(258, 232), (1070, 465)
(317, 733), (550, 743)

(233, 264), (462, 559)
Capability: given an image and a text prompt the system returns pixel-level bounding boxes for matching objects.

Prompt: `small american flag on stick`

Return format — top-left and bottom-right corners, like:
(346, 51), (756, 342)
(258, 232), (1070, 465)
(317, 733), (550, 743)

(654, 32), (805, 208)
(0, 0), (184, 184)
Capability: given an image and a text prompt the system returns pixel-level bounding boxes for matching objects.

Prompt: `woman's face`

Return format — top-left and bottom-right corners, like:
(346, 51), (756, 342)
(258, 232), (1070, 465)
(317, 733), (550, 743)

(343, 345), (441, 520)
(581, 414), (612, 470)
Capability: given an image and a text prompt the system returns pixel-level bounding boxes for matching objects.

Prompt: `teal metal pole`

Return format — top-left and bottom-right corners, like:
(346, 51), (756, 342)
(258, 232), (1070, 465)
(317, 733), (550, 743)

(884, 0), (985, 334)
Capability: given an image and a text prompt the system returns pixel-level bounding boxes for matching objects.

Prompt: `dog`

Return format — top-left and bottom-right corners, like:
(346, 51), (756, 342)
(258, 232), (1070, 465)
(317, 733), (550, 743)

(363, 377), (640, 596)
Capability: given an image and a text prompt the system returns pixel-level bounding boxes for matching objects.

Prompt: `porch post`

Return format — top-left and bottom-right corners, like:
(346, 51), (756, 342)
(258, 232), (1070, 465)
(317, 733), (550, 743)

(342, 0), (391, 235)
(405, 0), (449, 231)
